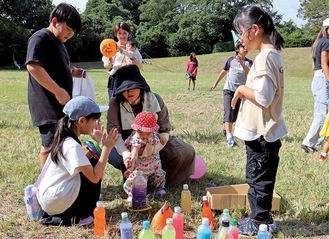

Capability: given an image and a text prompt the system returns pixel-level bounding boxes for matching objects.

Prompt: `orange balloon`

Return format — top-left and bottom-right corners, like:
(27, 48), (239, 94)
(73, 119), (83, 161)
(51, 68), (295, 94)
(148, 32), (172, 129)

(100, 39), (117, 58)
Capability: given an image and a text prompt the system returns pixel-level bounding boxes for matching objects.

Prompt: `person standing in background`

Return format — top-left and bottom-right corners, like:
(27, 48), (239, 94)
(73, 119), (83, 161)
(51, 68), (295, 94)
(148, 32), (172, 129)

(186, 52), (198, 90)
(102, 22), (142, 98)
(301, 18), (329, 154)
(25, 3), (84, 168)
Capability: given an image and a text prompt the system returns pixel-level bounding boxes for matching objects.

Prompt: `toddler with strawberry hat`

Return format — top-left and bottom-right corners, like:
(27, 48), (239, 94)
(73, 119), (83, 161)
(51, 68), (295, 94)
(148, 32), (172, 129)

(123, 111), (166, 201)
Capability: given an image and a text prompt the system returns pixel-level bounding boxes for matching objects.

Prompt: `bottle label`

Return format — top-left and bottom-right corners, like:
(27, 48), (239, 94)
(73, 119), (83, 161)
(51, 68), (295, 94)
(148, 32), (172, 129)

(132, 186), (147, 209)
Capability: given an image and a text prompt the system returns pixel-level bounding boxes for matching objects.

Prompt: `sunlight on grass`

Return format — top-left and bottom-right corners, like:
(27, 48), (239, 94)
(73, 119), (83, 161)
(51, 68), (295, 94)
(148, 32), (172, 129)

(0, 48), (328, 238)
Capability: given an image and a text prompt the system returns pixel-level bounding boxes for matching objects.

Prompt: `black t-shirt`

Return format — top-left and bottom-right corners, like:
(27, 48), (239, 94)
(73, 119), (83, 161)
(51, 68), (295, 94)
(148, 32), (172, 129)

(25, 28), (73, 126)
(314, 37), (329, 70)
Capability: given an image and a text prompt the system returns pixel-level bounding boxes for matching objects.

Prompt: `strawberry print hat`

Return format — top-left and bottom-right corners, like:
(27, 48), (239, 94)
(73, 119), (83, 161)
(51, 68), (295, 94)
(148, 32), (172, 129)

(131, 111), (160, 132)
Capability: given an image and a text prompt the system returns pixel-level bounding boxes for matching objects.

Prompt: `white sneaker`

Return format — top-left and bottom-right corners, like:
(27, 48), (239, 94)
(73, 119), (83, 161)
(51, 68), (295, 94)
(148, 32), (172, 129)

(78, 216), (94, 226)
(127, 196), (132, 202)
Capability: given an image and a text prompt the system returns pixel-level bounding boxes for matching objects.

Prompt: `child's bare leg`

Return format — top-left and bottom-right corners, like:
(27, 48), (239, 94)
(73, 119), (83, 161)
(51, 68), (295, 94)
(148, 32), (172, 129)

(320, 138), (329, 160)
(187, 79), (191, 90)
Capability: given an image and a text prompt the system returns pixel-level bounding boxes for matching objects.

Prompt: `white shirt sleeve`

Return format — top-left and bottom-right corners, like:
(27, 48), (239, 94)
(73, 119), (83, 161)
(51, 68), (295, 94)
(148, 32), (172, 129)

(254, 76), (275, 108)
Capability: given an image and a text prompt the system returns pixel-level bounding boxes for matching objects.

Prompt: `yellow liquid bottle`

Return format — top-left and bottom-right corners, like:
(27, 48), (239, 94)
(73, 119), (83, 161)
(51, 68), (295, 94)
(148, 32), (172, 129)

(181, 184), (192, 213)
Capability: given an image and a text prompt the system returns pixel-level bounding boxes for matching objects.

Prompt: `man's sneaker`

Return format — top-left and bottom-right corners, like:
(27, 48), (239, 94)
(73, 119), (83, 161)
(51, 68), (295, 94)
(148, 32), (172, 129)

(238, 216), (276, 237)
(226, 138), (236, 147)
(78, 216), (94, 226)
(319, 154), (327, 162)
(301, 144), (317, 153)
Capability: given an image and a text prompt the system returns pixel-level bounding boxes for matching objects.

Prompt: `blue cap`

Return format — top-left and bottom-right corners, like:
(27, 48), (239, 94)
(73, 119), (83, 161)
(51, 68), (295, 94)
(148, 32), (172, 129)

(63, 96), (109, 121)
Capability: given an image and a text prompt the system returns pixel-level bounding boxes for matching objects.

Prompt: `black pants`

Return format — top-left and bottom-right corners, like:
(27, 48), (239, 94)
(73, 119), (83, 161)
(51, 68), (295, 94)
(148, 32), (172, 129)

(245, 136), (281, 221)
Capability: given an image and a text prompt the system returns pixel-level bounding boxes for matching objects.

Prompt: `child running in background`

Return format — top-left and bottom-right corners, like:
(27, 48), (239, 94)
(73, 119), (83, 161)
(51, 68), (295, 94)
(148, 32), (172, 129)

(186, 52), (198, 90)
(123, 111), (166, 201)
(110, 38), (143, 76)
(231, 5), (287, 236)
(37, 96), (119, 226)
(210, 40), (253, 146)
(318, 99), (329, 162)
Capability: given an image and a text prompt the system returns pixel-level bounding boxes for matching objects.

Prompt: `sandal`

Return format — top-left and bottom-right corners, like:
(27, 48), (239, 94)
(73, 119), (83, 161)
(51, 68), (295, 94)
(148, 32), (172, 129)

(301, 144), (316, 153)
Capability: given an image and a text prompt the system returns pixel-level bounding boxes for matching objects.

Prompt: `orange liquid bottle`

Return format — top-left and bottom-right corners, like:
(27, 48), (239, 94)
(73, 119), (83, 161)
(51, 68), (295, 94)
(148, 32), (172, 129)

(201, 196), (215, 231)
(94, 201), (106, 236)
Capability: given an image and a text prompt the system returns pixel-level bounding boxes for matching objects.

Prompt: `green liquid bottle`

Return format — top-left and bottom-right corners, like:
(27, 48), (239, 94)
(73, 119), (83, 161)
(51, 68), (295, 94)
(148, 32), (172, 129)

(162, 218), (176, 239)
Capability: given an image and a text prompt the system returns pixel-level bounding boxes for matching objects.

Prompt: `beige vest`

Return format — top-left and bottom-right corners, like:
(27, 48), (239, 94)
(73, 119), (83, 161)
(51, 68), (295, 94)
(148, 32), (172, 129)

(236, 49), (284, 136)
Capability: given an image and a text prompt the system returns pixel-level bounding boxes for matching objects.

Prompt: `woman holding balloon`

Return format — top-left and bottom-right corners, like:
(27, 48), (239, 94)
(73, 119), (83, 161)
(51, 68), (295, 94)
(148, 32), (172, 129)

(101, 22), (142, 98)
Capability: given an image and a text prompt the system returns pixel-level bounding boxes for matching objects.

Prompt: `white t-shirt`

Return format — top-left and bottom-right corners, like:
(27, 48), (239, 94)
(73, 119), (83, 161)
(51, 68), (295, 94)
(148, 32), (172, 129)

(37, 137), (90, 215)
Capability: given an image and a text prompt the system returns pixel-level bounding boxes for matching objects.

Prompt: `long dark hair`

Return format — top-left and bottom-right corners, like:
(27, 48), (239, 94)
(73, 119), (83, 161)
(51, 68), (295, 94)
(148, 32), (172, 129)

(189, 52), (197, 62)
(233, 5), (285, 51)
(311, 26), (329, 59)
(45, 113), (101, 164)
(114, 22), (131, 35)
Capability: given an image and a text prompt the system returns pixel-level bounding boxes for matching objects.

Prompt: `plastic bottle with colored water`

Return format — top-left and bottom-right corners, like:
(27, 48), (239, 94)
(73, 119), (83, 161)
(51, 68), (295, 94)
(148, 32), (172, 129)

(227, 219), (239, 239)
(132, 170), (147, 210)
(214, 220), (233, 239)
(219, 208), (231, 229)
(93, 201), (106, 236)
(161, 218), (176, 239)
(120, 212), (133, 239)
(138, 220), (155, 239)
(181, 184), (192, 213)
(172, 206), (184, 239)
(201, 196), (215, 230)
(196, 217), (211, 239)
(257, 224), (270, 239)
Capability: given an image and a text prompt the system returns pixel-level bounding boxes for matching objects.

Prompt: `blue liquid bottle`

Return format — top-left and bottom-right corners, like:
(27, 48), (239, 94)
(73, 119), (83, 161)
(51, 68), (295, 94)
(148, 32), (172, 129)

(196, 218), (212, 239)
(120, 212), (133, 239)
(257, 224), (270, 239)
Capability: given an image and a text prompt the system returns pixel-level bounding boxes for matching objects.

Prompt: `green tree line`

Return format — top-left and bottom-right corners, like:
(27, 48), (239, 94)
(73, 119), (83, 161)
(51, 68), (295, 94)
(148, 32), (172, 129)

(0, 0), (327, 66)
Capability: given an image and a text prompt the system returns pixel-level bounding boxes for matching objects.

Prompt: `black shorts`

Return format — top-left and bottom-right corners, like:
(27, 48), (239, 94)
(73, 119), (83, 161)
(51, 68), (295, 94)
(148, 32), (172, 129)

(223, 89), (241, 123)
(187, 73), (196, 81)
(38, 123), (57, 148)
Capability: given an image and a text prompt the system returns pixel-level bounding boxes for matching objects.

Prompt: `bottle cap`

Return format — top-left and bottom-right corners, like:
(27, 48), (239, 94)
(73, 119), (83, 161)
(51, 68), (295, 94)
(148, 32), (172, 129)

(222, 219), (230, 227)
(183, 184), (189, 190)
(121, 212), (128, 219)
(96, 201), (103, 207)
(259, 224), (268, 232)
(202, 195), (208, 201)
(223, 208), (230, 214)
(174, 206), (181, 213)
(230, 218), (238, 226)
(142, 220), (150, 229)
(166, 218), (173, 225)
(202, 217), (209, 225)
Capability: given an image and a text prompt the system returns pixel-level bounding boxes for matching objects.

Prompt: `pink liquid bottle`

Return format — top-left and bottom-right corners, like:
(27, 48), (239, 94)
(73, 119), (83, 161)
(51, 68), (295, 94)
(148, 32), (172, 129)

(172, 206), (184, 239)
(228, 219), (239, 239)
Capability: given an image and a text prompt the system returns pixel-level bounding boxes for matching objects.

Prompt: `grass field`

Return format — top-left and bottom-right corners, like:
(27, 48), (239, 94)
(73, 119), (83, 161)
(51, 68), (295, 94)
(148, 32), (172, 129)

(0, 47), (328, 238)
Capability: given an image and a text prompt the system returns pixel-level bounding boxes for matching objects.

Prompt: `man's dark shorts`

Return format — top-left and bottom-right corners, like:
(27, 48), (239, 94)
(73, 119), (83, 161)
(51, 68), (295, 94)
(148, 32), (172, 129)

(38, 124), (57, 148)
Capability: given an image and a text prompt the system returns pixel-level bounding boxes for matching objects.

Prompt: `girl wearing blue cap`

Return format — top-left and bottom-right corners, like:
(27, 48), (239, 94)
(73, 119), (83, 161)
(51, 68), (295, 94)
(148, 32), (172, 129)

(36, 96), (119, 226)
